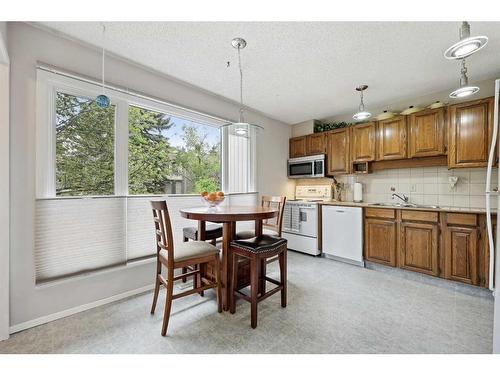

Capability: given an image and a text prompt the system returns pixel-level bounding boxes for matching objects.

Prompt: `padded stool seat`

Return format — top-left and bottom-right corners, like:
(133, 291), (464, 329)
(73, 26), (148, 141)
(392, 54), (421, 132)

(236, 228), (278, 240)
(230, 234), (287, 253)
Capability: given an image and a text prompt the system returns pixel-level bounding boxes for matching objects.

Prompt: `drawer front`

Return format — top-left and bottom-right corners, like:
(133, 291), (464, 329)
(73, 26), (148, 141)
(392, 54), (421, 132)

(401, 210), (438, 223)
(365, 207), (396, 219)
(446, 213), (477, 226)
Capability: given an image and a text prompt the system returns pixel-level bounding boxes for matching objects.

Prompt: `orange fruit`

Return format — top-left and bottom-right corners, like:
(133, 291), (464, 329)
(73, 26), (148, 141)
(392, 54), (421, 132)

(217, 191), (225, 197)
(201, 191), (209, 197)
(208, 192), (217, 201)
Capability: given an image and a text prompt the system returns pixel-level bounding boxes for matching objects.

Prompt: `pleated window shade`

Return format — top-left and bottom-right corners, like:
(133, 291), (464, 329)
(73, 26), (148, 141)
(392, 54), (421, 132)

(35, 193), (258, 283)
(35, 198), (127, 282)
(227, 133), (250, 193)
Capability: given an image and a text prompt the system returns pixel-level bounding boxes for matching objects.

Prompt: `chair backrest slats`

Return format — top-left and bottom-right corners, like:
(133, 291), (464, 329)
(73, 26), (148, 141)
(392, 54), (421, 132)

(150, 200), (175, 266)
(261, 195), (287, 236)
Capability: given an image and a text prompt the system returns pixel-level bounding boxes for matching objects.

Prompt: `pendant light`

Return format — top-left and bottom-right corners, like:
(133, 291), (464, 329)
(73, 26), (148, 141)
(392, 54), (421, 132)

(95, 23), (110, 108)
(444, 21), (488, 60)
(449, 58), (480, 99)
(353, 85), (371, 121)
(221, 38), (263, 137)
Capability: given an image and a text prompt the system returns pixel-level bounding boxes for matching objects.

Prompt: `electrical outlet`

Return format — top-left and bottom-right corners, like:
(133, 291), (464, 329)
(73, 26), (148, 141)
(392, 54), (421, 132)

(410, 184), (417, 192)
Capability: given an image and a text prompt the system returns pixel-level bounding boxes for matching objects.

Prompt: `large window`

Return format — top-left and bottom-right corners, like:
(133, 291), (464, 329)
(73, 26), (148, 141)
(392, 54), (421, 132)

(55, 92), (116, 196)
(35, 68), (257, 282)
(128, 106), (221, 195)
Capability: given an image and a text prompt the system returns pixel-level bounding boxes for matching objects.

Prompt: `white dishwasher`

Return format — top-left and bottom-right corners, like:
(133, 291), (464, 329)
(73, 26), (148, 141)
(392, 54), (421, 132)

(322, 206), (364, 266)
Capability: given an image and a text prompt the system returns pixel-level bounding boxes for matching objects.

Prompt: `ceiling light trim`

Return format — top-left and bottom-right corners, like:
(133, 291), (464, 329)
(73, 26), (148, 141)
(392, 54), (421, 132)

(444, 21), (488, 60)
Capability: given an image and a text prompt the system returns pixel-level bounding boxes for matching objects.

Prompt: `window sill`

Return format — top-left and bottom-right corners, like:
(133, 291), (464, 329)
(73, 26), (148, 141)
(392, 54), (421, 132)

(35, 256), (156, 289)
(36, 192), (258, 201)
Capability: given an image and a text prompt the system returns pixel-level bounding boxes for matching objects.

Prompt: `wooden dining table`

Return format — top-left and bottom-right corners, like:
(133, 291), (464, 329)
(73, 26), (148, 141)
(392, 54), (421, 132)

(180, 205), (278, 311)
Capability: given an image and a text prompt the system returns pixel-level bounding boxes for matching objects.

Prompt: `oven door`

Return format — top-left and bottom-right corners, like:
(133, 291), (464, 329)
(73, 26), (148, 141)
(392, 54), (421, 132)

(288, 160), (314, 178)
(282, 203), (317, 238)
(297, 205), (318, 237)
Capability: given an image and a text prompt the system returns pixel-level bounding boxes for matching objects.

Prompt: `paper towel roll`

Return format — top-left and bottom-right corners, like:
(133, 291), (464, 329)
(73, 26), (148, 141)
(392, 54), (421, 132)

(353, 182), (363, 202)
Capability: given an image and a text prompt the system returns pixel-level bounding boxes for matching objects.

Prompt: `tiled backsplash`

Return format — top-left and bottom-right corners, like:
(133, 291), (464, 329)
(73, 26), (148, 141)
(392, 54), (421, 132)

(335, 167), (498, 209)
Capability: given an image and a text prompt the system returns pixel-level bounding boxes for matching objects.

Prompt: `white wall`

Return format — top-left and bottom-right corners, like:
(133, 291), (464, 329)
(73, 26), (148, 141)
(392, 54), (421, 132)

(0, 21), (10, 341)
(8, 22), (292, 329)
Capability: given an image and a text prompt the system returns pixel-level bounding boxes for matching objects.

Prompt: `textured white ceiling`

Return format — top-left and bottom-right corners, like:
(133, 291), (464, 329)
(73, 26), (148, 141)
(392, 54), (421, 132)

(38, 22), (500, 124)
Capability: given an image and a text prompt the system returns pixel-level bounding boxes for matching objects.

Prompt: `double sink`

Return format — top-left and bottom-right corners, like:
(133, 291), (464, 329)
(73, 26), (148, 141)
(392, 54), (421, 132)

(369, 202), (440, 209)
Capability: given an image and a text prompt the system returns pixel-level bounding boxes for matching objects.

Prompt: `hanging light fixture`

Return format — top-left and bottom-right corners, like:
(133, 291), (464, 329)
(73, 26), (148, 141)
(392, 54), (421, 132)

(221, 38), (263, 137)
(353, 85), (371, 121)
(95, 23), (110, 108)
(444, 21), (488, 60)
(449, 59), (480, 98)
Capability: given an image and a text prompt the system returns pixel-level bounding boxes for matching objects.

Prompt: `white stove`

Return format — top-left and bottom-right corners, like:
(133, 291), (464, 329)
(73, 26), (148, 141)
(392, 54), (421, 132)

(282, 185), (332, 256)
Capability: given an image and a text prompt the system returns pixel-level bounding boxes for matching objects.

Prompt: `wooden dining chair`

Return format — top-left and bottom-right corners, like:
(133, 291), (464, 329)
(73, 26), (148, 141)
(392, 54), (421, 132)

(150, 200), (222, 336)
(181, 222), (223, 286)
(236, 195), (287, 239)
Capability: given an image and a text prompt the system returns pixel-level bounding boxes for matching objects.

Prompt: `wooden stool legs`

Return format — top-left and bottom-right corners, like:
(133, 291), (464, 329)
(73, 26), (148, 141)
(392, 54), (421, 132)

(230, 247), (287, 329)
(250, 257), (259, 329)
(230, 253), (238, 314)
(279, 250), (287, 308)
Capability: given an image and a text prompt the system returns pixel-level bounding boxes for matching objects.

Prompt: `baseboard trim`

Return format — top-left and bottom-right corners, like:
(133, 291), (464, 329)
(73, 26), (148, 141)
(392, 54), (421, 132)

(9, 284), (154, 334)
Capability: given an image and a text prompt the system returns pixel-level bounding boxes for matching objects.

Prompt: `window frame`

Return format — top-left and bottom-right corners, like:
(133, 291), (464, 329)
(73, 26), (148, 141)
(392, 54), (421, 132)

(36, 69), (256, 198)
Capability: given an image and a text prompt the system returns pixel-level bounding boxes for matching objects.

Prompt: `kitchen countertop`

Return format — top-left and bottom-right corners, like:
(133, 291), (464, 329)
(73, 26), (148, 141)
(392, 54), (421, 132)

(318, 200), (497, 214)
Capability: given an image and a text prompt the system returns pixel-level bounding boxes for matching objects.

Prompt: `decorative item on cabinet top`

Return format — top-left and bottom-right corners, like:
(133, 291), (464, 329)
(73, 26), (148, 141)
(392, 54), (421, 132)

(428, 101), (446, 109)
(400, 105), (423, 115)
(314, 121), (353, 133)
(375, 110), (398, 121)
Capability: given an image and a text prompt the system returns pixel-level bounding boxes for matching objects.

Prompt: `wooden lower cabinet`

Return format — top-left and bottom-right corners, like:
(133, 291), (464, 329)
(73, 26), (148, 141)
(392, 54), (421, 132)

(443, 226), (479, 285)
(399, 221), (439, 276)
(362, 208), (489, 287)
(364, 217), (397, 266)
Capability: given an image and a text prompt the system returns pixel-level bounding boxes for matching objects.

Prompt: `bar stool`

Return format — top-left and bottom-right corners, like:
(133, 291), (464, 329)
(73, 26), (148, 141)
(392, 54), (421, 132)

(229, 234), (287, 329)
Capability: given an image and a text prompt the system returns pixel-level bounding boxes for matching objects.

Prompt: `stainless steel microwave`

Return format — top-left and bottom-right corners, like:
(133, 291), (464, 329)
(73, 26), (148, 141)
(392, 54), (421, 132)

(287, 155), (325, 179)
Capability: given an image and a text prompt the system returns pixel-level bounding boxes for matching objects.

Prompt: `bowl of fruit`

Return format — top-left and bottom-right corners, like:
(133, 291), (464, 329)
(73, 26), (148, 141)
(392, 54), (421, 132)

(201, 191), (225, 208)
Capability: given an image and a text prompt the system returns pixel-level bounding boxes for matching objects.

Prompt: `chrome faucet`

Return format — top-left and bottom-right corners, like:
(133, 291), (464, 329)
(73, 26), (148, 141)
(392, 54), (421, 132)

(392, 193), (409, 204)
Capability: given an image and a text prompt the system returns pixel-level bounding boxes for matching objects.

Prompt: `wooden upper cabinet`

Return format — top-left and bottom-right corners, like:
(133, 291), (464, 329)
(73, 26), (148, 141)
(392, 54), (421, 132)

(399, 221), (439, 276)
(377, 116), (407, 160)
(408, 108), (446, 158)
(306, 133), (326, 155)
(325, 128), (350, 175)
(448, 97), (494, 168)
(351, 122), (376, 162)
(443, 226), (479, 285)
(289, 136), (307, 158)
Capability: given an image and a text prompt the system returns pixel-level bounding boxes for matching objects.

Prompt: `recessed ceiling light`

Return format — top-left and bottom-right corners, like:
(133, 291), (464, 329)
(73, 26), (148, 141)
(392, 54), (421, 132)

(353, 85), (371, 121)
(444, 22), (488, 60)
(449, 59), (480, 99)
